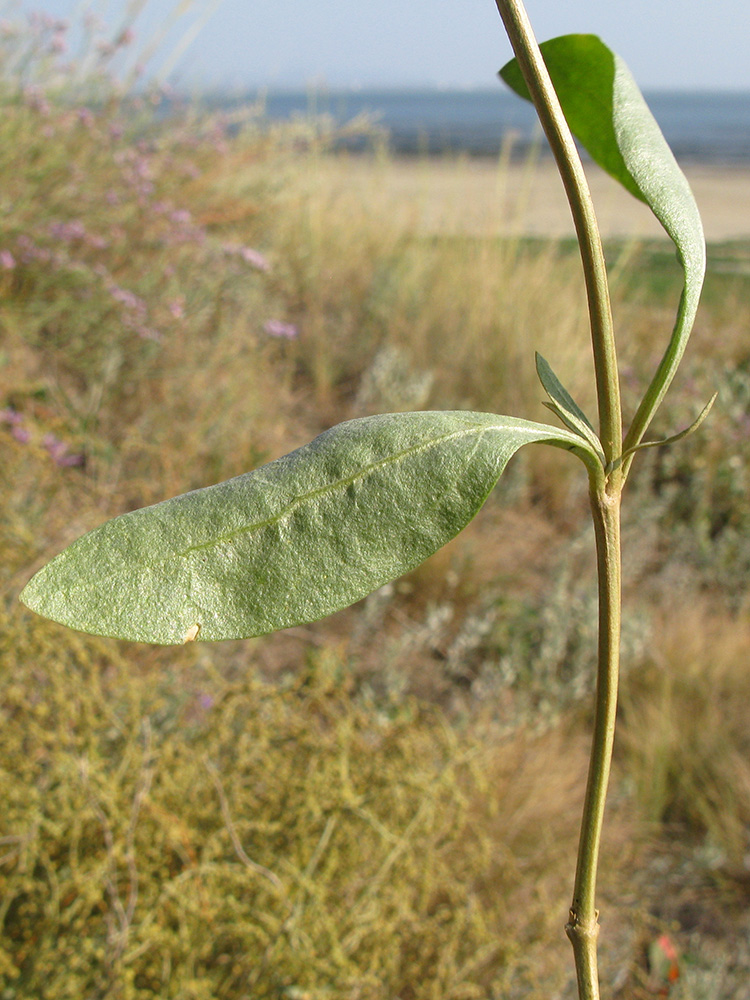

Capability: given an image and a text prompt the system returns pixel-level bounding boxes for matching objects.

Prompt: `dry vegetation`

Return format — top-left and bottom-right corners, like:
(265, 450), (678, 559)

(2, 55), (750, 999)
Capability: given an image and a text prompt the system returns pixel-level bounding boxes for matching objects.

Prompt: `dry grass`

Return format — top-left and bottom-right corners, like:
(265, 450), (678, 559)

(618, 603), (750, 866)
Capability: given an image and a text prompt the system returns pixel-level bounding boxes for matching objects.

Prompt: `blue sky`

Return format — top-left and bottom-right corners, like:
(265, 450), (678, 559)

(15, 0), (750, 91)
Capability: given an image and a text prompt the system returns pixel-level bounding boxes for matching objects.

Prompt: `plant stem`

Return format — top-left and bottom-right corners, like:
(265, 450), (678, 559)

(493, 4), (626, 998)
(566, 487), (622, 1000)
(493, 0), (622, 471)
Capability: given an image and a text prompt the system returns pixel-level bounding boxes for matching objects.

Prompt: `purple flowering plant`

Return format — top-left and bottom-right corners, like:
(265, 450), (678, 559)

(0, 12), (274, 441)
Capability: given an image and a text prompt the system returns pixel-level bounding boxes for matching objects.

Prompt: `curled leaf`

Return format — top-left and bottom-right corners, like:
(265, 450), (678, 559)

(501, 35), (706, 449)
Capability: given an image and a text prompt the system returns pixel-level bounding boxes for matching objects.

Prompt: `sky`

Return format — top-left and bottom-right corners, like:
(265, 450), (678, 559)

(15, 0), (750, 92)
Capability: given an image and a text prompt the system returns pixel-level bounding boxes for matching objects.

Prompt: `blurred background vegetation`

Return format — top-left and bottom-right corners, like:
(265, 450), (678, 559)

(2, 6), (750, 999)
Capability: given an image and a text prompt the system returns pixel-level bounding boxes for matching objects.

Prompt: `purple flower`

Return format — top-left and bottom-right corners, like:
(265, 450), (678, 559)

(222, 243), (270, 272)
(48, 220), (87, 242)
(12, 426), (31, 444)
(43, 433), (84, 467)
(133, 156), (152, 180)
(17, 235), (51, 264)
(264, 320), (298, 340)
(239, 247), (270, 271)
(110, 285), (146, 314)
(0, 250), (15, 269)
(0, 408), (23, 426)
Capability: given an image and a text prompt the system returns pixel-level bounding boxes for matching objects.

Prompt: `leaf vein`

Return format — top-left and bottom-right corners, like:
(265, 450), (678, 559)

(176, 423), (498, 557)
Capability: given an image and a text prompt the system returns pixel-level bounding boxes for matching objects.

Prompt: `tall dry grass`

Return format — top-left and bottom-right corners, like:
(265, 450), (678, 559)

(618, 604), (750, 865)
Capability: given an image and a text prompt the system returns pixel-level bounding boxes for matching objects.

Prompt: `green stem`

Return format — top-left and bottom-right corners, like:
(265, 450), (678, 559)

(493, 0), (622, 471)
(566, 487), (622, 1000)
(492, 4), (626, 998)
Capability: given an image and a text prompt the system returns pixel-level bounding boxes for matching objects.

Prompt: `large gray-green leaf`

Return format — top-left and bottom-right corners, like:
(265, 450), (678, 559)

(500, 34), (705, 448)
(21, 411), (598, 644)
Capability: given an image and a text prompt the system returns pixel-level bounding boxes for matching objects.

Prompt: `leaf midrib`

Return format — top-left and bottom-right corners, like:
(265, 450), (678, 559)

(176, 422), (498, 557)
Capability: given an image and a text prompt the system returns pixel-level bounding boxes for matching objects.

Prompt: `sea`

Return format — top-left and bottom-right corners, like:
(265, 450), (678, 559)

(213, 87), (750, 165)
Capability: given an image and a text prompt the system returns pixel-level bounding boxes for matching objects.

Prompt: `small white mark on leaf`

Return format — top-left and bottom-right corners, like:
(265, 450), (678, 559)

(183, 623), (201, 643)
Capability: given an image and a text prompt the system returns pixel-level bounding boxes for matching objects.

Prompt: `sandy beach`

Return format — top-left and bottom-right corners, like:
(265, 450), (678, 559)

(316, 155), (750, 242)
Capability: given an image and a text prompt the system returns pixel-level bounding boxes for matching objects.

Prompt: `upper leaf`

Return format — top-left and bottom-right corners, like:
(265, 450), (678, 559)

(21, 411), (598, 644)
(500, 34), (706, 448)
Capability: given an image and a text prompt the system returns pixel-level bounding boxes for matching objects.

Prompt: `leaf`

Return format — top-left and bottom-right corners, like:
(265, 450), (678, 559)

(500, 35), (706, 448)
(618, 392), (717, 464)
(21, 411), (600, 645)
(535, 353), (605, 464)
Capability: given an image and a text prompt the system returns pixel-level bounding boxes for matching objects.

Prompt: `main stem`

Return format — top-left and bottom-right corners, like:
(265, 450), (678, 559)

(566, 488), (621, 1000)
(493, 0), (622, 469)
(493, 3), (625, 998)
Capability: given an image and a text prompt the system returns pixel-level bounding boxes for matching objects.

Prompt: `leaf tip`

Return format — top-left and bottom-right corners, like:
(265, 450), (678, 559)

(18, 574), (41, 614)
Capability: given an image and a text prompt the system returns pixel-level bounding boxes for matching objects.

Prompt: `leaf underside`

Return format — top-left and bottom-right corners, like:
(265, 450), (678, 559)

(21, 411), (593, 644)
(501, 34), (706, 443)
